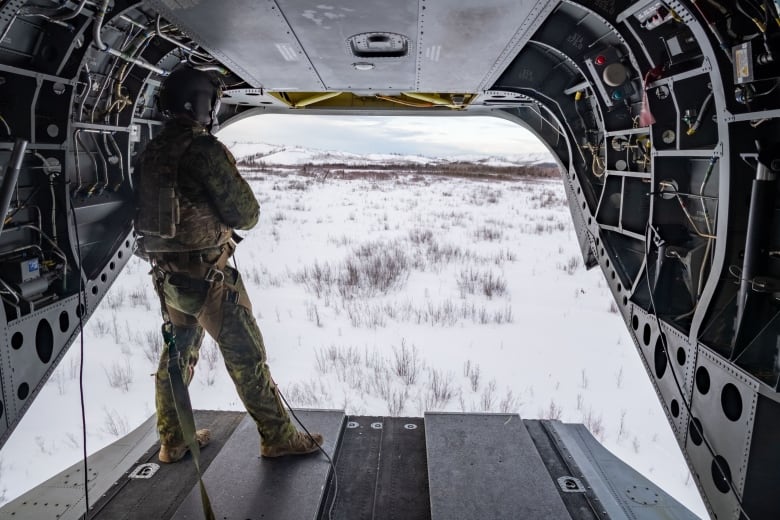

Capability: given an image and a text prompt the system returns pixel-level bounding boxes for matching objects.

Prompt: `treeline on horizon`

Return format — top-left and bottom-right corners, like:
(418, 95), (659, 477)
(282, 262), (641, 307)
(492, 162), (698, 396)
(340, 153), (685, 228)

(236, 156), (560, 180)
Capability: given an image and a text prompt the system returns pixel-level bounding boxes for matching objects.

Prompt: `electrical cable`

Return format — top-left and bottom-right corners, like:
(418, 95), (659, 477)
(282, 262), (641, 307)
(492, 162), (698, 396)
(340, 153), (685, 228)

(277, 388), (338, 520)
(643, 224), (753, 520)
(691, 0), (734, 62)
(686, 91), (714, 135)
(0, 114), (11, 136)
(69, 194), (91, 519)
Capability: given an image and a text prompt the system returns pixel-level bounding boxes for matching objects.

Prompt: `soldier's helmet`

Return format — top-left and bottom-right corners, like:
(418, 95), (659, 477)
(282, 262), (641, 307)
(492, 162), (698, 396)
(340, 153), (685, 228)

(158, 66), (222, 127)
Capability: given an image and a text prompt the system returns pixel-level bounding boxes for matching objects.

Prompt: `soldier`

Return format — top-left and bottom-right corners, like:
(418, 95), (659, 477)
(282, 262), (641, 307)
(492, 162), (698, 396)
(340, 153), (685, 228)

(135, 66), (322, 463)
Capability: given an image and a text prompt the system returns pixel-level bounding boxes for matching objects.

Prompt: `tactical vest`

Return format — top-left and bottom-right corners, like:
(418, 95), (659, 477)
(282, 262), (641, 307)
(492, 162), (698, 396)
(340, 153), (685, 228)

(135, 129), (188, 240)
(136, 124), (231, 253)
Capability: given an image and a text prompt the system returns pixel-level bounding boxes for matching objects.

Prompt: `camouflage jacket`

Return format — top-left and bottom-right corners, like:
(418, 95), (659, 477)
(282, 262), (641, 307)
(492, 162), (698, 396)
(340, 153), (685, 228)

(136, 118), (259, 253)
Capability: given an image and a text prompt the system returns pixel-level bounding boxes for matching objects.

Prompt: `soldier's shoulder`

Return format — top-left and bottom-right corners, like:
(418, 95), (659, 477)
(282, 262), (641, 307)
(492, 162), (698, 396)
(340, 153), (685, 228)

(190, 134), (236, 165)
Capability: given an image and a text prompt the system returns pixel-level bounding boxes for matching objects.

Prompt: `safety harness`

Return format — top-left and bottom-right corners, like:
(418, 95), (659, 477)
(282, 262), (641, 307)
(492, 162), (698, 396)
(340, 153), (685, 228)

(151, 244), (234, 520)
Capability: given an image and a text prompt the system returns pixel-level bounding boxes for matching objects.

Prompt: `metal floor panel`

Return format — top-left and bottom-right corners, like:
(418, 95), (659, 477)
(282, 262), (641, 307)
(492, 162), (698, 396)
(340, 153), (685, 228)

(425, 412), (571, 520)
(89, 410), (245, 520)
(171, 409), (344, 520)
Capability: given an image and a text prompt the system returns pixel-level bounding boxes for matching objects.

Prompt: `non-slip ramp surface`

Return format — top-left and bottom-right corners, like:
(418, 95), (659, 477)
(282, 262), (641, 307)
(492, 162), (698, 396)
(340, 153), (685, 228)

(172, 409), (344, 520)
(425, 412), (571, 520)
(89, 410), (246, 520)
(331, 416), (430, 520)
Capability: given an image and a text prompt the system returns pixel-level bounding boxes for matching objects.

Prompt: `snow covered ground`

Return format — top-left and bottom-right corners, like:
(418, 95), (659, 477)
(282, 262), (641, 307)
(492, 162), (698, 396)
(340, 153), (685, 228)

(0, 162), (707, 517)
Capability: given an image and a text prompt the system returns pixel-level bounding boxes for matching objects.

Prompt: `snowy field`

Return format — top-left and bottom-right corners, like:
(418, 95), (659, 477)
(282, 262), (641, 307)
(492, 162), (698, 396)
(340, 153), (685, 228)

(0, 165), (707, 517)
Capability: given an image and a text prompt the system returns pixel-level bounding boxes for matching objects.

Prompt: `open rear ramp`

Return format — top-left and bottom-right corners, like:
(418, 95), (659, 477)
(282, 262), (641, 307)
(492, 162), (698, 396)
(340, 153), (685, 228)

(0, 411), (699, 520)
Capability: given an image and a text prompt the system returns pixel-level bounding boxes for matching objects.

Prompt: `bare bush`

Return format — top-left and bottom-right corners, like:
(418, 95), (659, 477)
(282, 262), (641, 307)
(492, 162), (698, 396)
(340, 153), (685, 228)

(543, 399), (563, 420)
(305, 301), (323, 327)
(201, 339), (221, 386)
(106, 287), (126, 309)
(464, 360), (481, 392)
(425, 369), (455, 410)
(499, 389), (522, 413)
(143, 330), (161, 365)
(474, 225), (503, 241)
(424, 240), (470, 267)
(534, 189), (565, 208)
(102, 407), (129, 437)
(295, 241), (410, 299)
(92, 318), (111, 337)
(456, 268), (507, 298)
(409, 228), (434, 245)
(49, 370), (67, 395)
(392, 339), (420, 385)
(387, 388), (409, 416)
(480, 379), (497, 411)
(583, 407), (605, 441)
(558, 255), (580, 275)
(466, 187), (502, 205)
(617, 409), (628, 442)
(315, 345), (362, 376)
(293, 262), (333, 298)
(104, 360), (133, 392)
(284, 379), (329, 407)
(344, 302), (388, 328)
(129, 284), (150, 309)
(343, 241), (410, 297)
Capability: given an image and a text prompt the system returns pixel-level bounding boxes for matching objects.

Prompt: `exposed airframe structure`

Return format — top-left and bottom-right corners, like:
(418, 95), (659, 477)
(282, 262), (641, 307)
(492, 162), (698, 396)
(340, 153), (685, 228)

(0, 0), (779, 518)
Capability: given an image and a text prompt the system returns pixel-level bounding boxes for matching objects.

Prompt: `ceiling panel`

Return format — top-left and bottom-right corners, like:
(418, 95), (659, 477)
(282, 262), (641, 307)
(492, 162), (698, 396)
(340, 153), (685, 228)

(278, 0), (419, 91)
(148, 0), (324, 90)
(416, 0), (549, 92)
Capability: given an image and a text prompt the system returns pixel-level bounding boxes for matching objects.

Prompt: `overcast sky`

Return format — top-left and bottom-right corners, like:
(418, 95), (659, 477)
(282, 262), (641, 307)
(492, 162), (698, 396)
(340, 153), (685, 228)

(217, 114), (549, 157)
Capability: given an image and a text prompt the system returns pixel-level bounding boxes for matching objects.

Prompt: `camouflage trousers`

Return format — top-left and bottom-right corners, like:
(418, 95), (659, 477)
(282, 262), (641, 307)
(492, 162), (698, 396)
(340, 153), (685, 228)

(152, 259), (296, 447)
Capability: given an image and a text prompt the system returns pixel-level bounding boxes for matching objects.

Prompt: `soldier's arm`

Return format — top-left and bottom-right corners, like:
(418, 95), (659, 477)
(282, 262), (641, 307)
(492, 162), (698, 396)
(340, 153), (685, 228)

(185, 136), (260, 229)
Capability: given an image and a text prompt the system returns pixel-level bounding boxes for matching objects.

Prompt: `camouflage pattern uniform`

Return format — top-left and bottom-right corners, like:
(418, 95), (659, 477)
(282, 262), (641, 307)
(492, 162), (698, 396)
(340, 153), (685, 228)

(137, 117), (296, 449)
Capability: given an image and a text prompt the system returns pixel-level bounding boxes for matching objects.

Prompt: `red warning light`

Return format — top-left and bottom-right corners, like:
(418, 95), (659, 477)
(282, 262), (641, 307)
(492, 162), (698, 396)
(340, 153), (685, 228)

(595, 55), (607, 66)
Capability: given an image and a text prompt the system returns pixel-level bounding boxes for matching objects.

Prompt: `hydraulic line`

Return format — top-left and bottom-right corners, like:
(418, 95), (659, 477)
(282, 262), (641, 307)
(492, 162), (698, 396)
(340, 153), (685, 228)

(696, 156), (719, 299)
(33, 152), (59, 243)
(19, 0), (88, 21)
(89, 133), (109, 192)
(0, 139), (27, 237)
(93, 0), (167, 76)
(106, 133), (125, 189)
(0, 114), (10, 136)
(155, 14), (212, 60)
(686, 91), (714, 135)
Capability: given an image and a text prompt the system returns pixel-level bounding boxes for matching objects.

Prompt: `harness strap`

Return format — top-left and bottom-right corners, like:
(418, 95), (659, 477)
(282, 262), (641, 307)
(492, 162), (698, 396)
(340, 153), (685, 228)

(153, 264), (216, 520)
(164, 326), (215, 520)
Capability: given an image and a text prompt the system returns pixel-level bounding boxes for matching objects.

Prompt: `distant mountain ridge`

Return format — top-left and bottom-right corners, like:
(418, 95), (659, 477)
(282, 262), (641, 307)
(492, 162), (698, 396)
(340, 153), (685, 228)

(226, 141), (556, 168)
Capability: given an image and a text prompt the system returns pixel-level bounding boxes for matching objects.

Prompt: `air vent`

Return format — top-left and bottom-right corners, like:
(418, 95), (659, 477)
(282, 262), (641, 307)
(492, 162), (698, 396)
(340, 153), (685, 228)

(348, 32), (409, 58)
(478, 90), (532, 104)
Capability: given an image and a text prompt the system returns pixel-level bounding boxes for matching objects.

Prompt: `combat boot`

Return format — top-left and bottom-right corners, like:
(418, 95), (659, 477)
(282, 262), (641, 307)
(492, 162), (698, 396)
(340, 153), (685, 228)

(158, 428), (211, 463)
(261, 431), (324, 458)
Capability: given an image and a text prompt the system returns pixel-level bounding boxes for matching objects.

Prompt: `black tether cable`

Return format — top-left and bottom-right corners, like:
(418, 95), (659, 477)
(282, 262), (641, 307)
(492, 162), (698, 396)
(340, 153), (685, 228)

(69, 195), (90, 519)
(643, 223), (752, 520)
